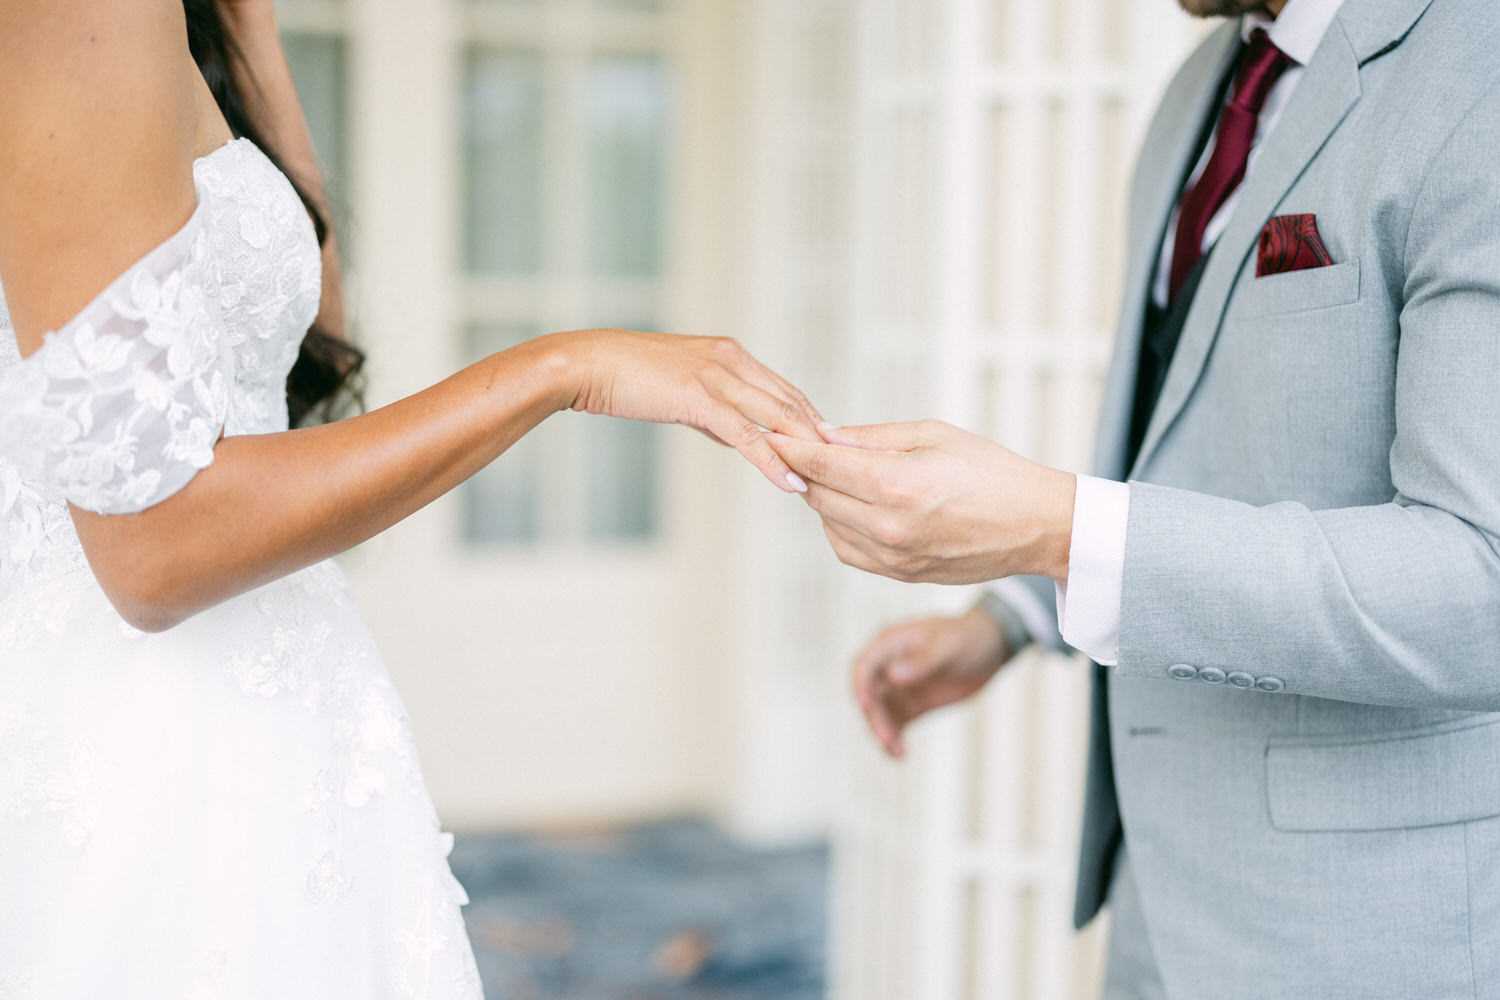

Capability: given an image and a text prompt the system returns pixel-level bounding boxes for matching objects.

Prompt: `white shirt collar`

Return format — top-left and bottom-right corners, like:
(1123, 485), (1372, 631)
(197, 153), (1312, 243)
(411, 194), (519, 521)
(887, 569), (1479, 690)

(1242, 0), (1348, 65)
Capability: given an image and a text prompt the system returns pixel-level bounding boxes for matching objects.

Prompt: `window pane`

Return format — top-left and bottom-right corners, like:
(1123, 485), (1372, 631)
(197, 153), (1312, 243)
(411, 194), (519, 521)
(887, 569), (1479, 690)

(463, 324), (545, 542)
(281, 34), (351, 244)
(464, 50), (545, 275)
(588, 56), (671, 277)
(594, 0), (668, 11)
(586, 419), (659, 540)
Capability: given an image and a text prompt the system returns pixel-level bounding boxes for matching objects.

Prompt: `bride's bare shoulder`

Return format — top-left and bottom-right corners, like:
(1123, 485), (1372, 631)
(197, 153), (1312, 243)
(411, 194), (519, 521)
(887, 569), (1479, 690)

(0, 0), (200, 351)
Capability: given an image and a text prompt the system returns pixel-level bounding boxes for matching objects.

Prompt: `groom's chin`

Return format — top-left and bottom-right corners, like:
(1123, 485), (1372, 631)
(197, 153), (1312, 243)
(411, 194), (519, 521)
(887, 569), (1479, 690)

(1175, 0), (1267, 17)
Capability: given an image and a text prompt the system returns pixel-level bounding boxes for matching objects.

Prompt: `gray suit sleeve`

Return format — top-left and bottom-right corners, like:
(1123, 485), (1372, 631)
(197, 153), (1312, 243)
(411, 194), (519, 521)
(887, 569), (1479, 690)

(1116, 91), (1500, 711)
(976, 574), (1058, 659)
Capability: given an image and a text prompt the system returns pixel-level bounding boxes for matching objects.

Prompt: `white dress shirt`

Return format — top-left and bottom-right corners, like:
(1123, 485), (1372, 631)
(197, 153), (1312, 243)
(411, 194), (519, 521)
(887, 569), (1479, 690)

(993, 0), (1348, 664)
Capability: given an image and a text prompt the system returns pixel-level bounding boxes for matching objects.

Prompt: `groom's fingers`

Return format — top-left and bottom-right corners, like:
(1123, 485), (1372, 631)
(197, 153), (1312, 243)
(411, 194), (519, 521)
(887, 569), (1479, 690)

(817, 420), (935, 452)
(821, 515), (923, 589)
(852, 626), (924, 756)
(821, 517), (887, 577)
(872, 679), (907, 757)
(766, 432), (891, 503)
(802, 483), (883, 542)
(848, 615), (909, 756)
(852, 627), (902, 717)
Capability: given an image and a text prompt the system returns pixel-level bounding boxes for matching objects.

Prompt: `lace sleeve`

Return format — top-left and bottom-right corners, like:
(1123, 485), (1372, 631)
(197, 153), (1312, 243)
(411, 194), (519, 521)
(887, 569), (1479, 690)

(0, 203), (234, 515)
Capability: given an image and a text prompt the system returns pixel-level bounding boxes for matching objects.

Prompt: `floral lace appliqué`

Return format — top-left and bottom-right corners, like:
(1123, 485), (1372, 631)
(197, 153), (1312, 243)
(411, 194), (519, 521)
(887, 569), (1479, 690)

(0, 211), (232, 517)
(0, 138), (319, 604)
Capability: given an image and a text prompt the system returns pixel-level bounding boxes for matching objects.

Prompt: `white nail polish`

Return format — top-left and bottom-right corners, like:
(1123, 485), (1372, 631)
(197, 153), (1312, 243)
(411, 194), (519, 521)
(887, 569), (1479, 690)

(786, 471), (809, 493)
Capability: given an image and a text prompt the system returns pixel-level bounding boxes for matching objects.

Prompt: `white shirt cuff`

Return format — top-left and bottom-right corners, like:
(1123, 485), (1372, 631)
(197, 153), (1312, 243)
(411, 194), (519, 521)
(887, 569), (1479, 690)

(987, 577), (1063, 652)
(1055, 475), (1129, 666)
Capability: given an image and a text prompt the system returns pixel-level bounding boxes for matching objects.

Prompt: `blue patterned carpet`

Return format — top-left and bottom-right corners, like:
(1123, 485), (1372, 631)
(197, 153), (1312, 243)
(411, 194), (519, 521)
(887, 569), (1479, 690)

(450, 821), (828, 1000)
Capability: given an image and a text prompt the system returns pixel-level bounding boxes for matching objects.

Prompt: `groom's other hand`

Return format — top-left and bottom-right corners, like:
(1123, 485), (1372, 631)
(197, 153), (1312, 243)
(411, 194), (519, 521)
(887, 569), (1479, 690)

(853, 609), (1009, 757)
(767, 421), (1077, 585)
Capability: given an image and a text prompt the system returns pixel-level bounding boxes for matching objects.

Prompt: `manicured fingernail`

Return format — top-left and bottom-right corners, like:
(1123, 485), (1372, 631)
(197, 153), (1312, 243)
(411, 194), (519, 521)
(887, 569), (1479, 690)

(817, 421), (839, 435)
(786, 471), (809, 493)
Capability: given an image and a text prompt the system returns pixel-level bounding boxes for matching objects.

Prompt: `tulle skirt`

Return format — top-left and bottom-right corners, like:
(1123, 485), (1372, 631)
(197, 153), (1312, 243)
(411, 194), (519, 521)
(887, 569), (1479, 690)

(0, 560), (481, 999)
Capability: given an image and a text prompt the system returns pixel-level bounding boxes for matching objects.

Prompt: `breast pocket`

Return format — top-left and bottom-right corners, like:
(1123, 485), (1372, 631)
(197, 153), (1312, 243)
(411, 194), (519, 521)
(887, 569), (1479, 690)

(1236, 258), (1361, 316)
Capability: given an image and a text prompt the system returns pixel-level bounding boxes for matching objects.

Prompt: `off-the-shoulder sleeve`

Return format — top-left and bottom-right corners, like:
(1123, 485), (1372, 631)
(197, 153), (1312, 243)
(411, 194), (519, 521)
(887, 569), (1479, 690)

(0, 204), (234, 515)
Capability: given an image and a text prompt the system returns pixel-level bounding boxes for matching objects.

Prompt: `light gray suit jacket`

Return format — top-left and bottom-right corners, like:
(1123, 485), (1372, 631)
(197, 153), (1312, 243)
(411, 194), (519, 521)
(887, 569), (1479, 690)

(1001, 0), (1500, 994)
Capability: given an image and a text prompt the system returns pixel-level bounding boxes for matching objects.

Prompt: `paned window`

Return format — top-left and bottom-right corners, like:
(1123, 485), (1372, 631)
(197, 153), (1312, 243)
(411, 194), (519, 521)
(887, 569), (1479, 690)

(458, 0), (676, 544)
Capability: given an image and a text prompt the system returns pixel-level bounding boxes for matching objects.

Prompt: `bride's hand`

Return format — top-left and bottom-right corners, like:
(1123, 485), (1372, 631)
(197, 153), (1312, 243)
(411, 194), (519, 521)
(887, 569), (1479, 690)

(552, 328), (824, 493)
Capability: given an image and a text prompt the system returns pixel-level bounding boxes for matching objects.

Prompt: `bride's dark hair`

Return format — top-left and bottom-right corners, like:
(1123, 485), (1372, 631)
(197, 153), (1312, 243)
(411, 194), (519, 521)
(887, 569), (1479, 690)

(183, 0), (365, 427)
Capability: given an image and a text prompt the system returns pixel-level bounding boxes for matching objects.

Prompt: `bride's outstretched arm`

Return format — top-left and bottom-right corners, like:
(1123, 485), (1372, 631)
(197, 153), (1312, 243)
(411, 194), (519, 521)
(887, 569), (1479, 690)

(0, 0), (821, 632)
(77, 328), (813, 633)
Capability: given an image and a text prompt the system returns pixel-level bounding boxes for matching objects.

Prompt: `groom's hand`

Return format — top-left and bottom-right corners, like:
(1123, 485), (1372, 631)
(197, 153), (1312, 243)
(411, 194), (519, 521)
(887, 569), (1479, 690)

(767, 420), (1076, 585)
(853, 609), (1010, 757)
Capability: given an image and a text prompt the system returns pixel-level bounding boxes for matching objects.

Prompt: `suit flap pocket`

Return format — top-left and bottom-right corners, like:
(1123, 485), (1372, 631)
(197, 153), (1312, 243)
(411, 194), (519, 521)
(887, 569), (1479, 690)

(1237, 259), (1360, 315)
(1266, 717), (1500, 831)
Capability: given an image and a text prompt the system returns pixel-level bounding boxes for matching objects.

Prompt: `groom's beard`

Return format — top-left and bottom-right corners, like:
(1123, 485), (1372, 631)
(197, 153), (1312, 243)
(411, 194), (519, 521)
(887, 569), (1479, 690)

(1176, 0), (1271, 16)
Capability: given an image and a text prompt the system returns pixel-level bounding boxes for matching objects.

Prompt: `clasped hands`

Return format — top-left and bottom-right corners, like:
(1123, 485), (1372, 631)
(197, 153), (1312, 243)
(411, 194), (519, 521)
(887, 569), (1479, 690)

(767, 420), (1077, 587)
(567, 329), (1075, 586)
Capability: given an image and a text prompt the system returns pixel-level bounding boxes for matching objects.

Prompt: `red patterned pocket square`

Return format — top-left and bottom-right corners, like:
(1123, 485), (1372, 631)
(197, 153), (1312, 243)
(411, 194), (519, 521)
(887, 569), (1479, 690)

(1256, 213), (1335, 277)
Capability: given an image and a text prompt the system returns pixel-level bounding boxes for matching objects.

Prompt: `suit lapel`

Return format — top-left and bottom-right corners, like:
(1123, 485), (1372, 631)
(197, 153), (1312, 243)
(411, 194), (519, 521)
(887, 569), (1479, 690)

(1091, 23), (1242, 480)
(1129, 0), (1438, 474)
(1339, 0), (1437, 63)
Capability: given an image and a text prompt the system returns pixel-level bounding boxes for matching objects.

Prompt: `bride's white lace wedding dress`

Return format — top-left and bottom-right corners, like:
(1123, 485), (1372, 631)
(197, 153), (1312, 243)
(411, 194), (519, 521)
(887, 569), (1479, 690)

(0, 139), (482, 999)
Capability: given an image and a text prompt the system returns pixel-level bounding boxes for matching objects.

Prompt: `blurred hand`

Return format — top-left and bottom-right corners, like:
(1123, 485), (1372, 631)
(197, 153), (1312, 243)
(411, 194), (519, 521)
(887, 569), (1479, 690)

(853, 608), (1010, 757)
(768, 419), (1077, 580)
(555, 329), (824, 493)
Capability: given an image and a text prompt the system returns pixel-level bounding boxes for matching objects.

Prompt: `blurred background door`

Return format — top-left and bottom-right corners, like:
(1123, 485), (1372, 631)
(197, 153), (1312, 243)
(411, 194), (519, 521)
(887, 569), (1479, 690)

(274, 0), (1204, 997)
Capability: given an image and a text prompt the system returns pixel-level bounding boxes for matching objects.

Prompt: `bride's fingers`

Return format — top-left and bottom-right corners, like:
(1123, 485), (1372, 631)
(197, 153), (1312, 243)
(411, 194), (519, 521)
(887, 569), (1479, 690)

(716, 349), (824, 431)
(709, 372), (823, 443)
(700, 399), (809, 494)
(751, 365), (824, 430)
(692, 425), (729, 447)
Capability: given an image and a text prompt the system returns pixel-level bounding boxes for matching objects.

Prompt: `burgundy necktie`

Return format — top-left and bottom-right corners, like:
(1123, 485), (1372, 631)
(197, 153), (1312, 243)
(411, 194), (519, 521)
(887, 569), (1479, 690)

(1168, 29), (1292, 302)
